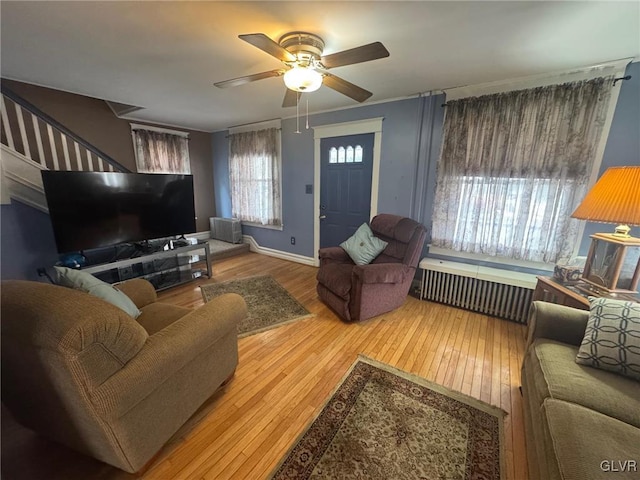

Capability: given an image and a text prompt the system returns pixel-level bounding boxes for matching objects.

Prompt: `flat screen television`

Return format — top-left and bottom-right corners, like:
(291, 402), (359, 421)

(42, 171), (196, 253)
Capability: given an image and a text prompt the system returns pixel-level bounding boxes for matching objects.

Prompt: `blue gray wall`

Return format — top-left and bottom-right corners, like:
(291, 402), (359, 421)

(213, 62), (640, 262)
(579, 61), (640, 253)
(212, 130), (232, 221)
(213, 94), (445, 258)
(1, 202), (58, 281)
(3, 63), (638, 281)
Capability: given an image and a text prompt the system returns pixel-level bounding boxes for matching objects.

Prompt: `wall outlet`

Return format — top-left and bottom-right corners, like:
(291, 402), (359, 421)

(305, 184), (313, 194)
(291, 237), (296, 245)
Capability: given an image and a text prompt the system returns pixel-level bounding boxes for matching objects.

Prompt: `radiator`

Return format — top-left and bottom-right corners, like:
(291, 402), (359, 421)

(209, 217), (242, 244)
(419, 258), (536, 324)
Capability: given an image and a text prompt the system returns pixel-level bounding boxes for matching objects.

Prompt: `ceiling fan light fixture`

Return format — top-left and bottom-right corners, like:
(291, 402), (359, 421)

(284, 66), (323, 93)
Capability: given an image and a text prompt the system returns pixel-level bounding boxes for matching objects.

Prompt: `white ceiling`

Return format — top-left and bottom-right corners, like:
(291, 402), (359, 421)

(1, 1), (638, 132)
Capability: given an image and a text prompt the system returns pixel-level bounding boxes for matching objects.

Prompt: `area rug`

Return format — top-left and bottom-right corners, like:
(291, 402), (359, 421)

(200, 275), (313, 338)
(269, 356), (505, 479)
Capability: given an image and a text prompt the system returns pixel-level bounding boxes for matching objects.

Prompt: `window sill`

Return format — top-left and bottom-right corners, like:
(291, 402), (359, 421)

(241, 222), (284, 231)
(427, 246), (554, 274)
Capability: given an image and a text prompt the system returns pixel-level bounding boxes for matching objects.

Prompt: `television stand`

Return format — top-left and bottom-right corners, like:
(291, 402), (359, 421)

(81, 241), (212, 291)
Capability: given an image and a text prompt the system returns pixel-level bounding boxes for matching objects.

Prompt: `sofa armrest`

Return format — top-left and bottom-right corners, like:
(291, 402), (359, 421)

(318, 247), (352, 264)
(90, 293), (246, 418)
(115, 279), (157, 309)
(525, 301), (589, 349)
(353, 263), (414, 284)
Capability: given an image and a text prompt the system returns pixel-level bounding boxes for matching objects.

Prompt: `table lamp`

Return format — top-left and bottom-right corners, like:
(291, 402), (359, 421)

(571, 166), (640, 294)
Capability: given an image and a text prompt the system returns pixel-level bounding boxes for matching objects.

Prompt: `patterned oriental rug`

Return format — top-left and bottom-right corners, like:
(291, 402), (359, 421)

(200, 275), (313, 338)
(269, 356), (505, 480)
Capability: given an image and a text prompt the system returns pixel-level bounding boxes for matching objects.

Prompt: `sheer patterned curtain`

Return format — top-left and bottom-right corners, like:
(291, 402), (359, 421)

(133, 129), (191, 174)
(432, 76), (614, 264)
(229, 127), (282, 226)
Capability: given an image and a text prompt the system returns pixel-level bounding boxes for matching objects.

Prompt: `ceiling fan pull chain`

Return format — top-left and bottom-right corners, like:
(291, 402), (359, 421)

(295, 92), (301, 134)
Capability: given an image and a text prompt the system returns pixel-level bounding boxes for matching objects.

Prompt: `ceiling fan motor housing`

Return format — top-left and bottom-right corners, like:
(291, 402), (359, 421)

(217, 31), (386, 104)
(279, 32), (325, 65)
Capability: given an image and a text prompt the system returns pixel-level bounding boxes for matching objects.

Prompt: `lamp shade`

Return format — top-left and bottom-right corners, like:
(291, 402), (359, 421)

(571, 166), (640, 226)
(284, 67), (323, 93)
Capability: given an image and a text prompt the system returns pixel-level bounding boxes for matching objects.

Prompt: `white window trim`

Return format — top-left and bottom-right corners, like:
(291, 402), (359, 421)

(312, 117), (383, 266)
(229, 118), (281, 135)
(229, 119), (283, 230)
(240, 131), (283, 230)
(427, 246), (555, 273)
(441, 58), (631, 264)
(241, 221), (283, 231)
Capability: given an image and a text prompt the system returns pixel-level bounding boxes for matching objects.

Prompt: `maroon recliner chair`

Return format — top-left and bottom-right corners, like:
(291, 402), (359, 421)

(316, 214), (427, 322)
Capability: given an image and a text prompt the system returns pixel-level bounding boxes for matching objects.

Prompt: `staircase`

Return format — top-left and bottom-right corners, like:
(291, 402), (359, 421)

(0, 86), (130, 212)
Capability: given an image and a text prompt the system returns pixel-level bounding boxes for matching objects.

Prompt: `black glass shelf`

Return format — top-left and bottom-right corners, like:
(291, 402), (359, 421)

(82, 241), (212, 290)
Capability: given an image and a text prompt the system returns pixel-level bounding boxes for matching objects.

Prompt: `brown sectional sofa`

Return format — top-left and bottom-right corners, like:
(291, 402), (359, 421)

(521, 301), (640, 480)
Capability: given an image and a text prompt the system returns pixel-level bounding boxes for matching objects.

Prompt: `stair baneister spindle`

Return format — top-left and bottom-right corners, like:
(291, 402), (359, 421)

(0, 85), (131, 173)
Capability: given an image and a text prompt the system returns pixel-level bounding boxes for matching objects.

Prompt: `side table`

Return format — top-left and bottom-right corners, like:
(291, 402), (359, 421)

(533, 276), (640, 310)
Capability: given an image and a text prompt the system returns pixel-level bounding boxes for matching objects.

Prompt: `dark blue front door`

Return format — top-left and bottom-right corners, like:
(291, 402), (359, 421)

(320, 133), (375, 248)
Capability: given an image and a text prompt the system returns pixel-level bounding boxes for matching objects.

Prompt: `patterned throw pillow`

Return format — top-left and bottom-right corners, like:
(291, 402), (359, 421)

(340, 223), (388, 266)
(576, 297), (640, 381)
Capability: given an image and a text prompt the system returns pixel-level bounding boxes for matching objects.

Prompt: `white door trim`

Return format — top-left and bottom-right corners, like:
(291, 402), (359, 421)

(312, 117), (384, 266)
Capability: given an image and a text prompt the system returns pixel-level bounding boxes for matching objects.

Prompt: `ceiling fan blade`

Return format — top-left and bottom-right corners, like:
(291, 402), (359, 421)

(239, 33), (296, 63)
(323, 74), (373, 103)
(214, 69), (284, 89)
(282, 88), (301, 108)
(321, 42), (389, 69)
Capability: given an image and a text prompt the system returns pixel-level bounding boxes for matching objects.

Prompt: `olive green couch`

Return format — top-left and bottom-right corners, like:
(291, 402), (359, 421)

(1, 278), (247, 473)
(521, 301), (640, 480)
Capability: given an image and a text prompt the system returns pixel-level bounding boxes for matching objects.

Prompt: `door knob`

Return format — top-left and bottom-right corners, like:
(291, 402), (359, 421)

(319, 215), (327, 219)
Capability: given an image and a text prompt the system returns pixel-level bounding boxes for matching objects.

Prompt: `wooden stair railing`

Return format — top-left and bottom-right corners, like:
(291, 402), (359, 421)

(0, 85), (130, 173)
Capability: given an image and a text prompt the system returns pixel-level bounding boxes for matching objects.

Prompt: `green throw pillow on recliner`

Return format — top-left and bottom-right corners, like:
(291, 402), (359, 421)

(54, 266), (141, 318)
(576, 297), (640, 381)
(340, 223), (388, 266)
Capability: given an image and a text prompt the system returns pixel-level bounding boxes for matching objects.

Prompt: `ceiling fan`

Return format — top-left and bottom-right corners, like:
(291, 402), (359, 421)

(214, 32), (390, 108)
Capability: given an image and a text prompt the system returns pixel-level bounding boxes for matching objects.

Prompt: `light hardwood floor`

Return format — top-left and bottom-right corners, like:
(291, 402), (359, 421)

(1, 252), (529, 480)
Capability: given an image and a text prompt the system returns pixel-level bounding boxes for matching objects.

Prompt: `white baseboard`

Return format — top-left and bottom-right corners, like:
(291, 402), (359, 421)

(188, 231), (317, 267)
(243, 235), (317, 266)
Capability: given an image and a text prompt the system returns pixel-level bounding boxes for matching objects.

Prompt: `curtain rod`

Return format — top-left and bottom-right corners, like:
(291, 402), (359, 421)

(441, 75), (632, 107)
(130, 123), (190, 137)
(613, 75), (632, 86)
(225, 128), (282, 138)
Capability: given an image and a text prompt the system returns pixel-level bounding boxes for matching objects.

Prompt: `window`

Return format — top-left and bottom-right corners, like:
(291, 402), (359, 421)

(328, 144), (364, 164)
(131, 125), (190, 174)
(346, 146), (354, 163)
(432, 77), (615, 264)
(355, 145), (363, 162)
(329, 147), (337, 163)
(228, 127), (282, 227)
